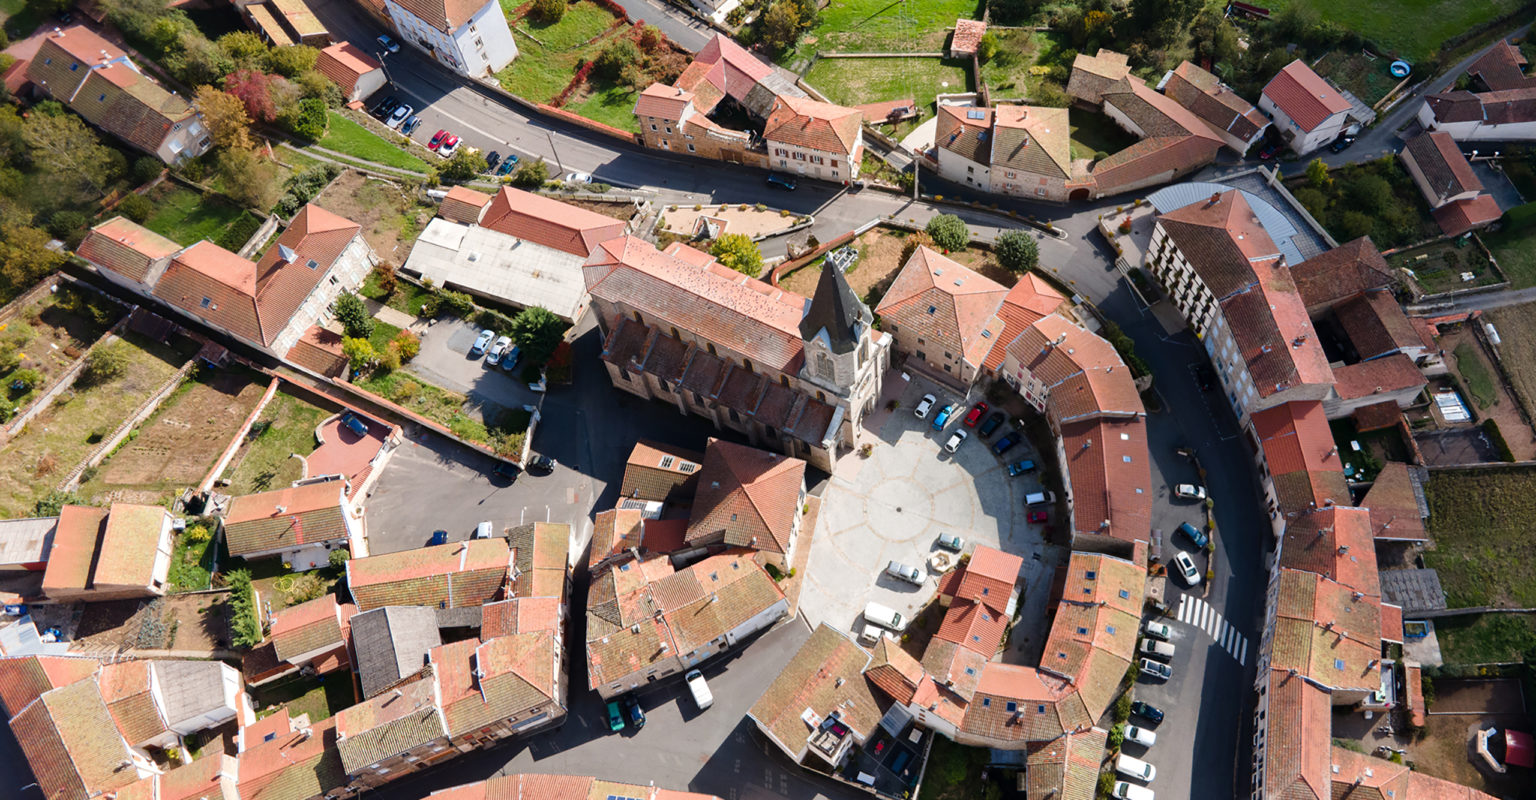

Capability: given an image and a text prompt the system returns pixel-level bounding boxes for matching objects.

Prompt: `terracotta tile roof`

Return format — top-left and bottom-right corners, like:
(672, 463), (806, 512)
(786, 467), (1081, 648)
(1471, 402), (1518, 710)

(1336, 292), (1423, 360)
(950, 545), (1024, 606)
(42, 505), (108, 595)
(71, 63), (197, 154)
(78, 217), (180, 284)
(1330, 353), (1426, 401)
(764, 93), (862, 156)
(1466, 39), (1533, 91)
(1405, 664), (1427, 726)
(877, 246), (1008, 372)
(1289, 236), (1394, 309)
(863, 638), (923, 704)
(920, 636), (988, 701)
(1363, 462), (1428, 541)
(235, 716), (344, 800)
(93, 503), (168, 588)
(253, 204), (361, 345)
(438, 185), (492, 225)
(1381, 602), (1403, 644)
(1157, 190), (1281, 297)
(1262, 60), (1351, 132)
(985, 275), (1066, 372)
(479, 596), (562, 638)
(506, 521), (570, 599)
(334, 674), (446, 774)
(347, 538), (510, 611)
(26, 27), (125, 100)
(1445, 84), (1536, 125)
(1403, 131), (1482, 202)
(991, 105), (1071, 179)
(153, 241), (263, 343)
(691, 34), (774, 104)
(950, 19), (987, 54)
(1025, 726), (1107, 800)
(389, 0), (485, 31)
(935, 104), (992, 164)
(479, 187), (626, 258)
(1103, 77), (1225, 144)
(1424, 89), (1489, 124)
(1433, 194), (1503, 237)
(642, 517), (689, 553)
(621, 440), (704, 504)
(853, 97), (916, 122)
(315, 42), (380, 96)
(1279, 506), (1380, 597)
(269, 594), (346, 662)
(286, 325), (347, 377)
(585, 236), (809, 374)
(98, 661), (170, 746)
(223, 481), (349, 557)
(1252, 400), (1344, 488)
(1066, 49), (1130, 103)
(0, 655), (101, 719)
(590, 508), (645, 569)
(1059, 417), (1153, 542)
(685, 439), (805, 554)
(1353, 399), (1402, 432)
(1089, 131), (1221, 195)
(1218, 258), (1334, 397)
(157, 752), (235, 800)
(747, 623), (878, 762)
(436, 632), (557, 737)
(11, 675), (139, 800)
(1003, 313), (1143, 421)
(659, 552), (785, 653)
(1258, 668), (1332, 800)
(935, 597), (1008, 656)
(635, 82), (694, 119)
(1164, 61), (1268, 146)
(960, 663), (1086, 744)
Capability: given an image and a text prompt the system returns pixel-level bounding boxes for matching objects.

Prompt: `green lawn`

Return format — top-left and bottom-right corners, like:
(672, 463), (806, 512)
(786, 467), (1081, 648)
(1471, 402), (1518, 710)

(1261, 0), (1527, 61)
(2, 0), (52, 39)
(497, 1), (621, 102)
(1452, 342), (1497, 409)
(1070, 110), (1139, 161)
(980, 28), (1069, 103)
(1423, 467), (1536, 608)
(1480, 227), (1536, 289)
(805, 57), (972, 130)
(1433, 613), (1536, 665)
(318, 113), (429, 173)
(167, 527), (217, 592)
(222, 391), (326, 495)
(360, 271), (436, 317)
(251, 671), (354, 721)
(785, 0), (983, 63)
(142, 183), (250, 247)
(564, 79), (642, 133)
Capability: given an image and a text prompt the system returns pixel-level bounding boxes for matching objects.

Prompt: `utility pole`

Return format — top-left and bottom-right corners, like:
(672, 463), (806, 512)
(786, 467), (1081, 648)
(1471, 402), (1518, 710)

(545, 130), (566, 177)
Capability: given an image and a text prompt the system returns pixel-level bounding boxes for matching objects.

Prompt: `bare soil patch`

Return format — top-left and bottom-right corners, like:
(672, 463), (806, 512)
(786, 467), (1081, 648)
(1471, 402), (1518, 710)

(1408, 713), (1528, 797)
(663, 204), (803, 238)
(779, 228), (1013, 305)
(561, 197), (638, 222)
(166, 593), (232, 652)
(1430, 678), (1527, 715)
(313, 170), (429, 264)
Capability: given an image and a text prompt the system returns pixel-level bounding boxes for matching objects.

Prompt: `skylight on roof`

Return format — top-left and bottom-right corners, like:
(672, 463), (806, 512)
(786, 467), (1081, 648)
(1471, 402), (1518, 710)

(1334, 659), (1346, 670)
(966, 109), (986, 120)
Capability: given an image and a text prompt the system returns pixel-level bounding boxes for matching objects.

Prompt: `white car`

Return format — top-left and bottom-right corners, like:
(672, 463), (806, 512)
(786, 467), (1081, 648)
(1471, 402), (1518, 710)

(1174, 483), (1207, 501)
(1113, 781), (1155, 800)
(438, 137), (461, 158)
(485, 335), (512, 365)
(944, 430), (968, 452)
(1140, 639), (1176, 659)
(914, 393), (937, 419)
(885, 561), (926, 585)
(387, 103), (412, 129)
(1124, 725), (1157, 747)
(1138, 658), (1172, 680)
(685, 669), (712, 711)
(1172, 551), (1201, 586)
(1115, 753), (1156, 782)
(1143, 620), (1172, 641)
(565, 171), (594, 184)
(469, 329), (495, 356)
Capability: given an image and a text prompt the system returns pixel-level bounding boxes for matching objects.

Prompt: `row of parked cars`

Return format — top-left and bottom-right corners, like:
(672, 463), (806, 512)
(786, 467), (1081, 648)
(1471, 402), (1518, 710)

(1112, 619), (1176, 798)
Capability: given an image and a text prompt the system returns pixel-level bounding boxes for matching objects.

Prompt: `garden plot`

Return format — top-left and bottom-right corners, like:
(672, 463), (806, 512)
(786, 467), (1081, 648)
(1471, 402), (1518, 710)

(0, 284), (124, 423)
(313, 169), (430, 264)
(220, 389), (333, 496)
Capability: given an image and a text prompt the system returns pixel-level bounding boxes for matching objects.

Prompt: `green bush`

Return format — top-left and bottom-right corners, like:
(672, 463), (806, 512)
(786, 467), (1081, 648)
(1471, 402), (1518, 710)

(510, 158), (549, 188)
(226, 569), (264, 648)
(214, 210), (266, 252)
(81, 340), (132, 386)
(926, 213), (969, 251)
(476, 307), (516, 335)
(1113, 692), (1132, 723)
(333, 291), (373, 338)
(511, 305), (568, 366)
(439, 290), (474, 318)
(1502, 200), (1536, 233)
(531, 0), (566, 22)
(283, 98), (328, 141)
(7, 367), (41, 393)
(328, 548), (351, 569)
(994, 229), (1039, 273)
(117, 193), (154, 224)
(33, 490), (83, 516)
(594, 39), (643, 80)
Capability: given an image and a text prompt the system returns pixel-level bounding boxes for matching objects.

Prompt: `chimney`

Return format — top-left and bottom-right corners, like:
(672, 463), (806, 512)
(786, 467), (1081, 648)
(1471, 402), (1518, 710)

(274, 505), (287, 515)
(1292, 334), (1308, 348)
(1338, 545), (1349, 555)
(1206, 192), (1221, 207)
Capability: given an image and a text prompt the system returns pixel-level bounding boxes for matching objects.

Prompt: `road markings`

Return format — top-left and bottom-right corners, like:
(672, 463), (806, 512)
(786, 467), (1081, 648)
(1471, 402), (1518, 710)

(1175, 595), (1249, 665)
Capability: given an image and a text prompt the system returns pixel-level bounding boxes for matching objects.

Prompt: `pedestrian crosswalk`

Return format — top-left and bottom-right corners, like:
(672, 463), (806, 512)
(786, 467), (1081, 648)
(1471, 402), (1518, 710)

(1176, 595), (1249, 665)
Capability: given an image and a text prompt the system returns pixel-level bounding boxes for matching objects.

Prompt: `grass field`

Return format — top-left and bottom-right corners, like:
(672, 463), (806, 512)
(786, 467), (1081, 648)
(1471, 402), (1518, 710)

(1423, 467), (1536, 608)
(1070, 110), (1138, 161)
(142, 183), (252, 247)
(785, 0), (983, 64)
(251, 671), (353, 721)
(222, 390), (328, 495)
(1480, 227), (1536, 289)
(497, 1), (621, 103)
(1451, 342), (1497, 410)
(0, 334), (184, 517)
(564, 79), (642, 133)
(979, 28), (1069, 103)
(1485, 302), (1536, 413)
(1433, 613), (1536, 664)
(319, 113), (430, 173)
(1260, 0), (1527, 61)
(805, 57), (972, 134)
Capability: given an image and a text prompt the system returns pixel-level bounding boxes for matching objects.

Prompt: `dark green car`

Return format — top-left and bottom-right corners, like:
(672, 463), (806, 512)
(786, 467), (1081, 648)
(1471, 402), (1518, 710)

(606, 700), (625, 732)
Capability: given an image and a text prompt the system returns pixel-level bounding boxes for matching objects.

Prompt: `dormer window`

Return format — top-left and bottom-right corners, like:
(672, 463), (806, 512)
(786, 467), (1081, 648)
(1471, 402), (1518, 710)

(306, 259), (319, 270)
(200, 297), (212, 308)
(97, 94), (105, 102)
(69, 62), (78, 71)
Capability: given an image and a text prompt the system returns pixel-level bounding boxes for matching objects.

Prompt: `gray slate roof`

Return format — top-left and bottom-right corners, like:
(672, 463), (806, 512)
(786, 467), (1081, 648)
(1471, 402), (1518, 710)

(351, 606), (443, 699)
(150, 661), (230, 724)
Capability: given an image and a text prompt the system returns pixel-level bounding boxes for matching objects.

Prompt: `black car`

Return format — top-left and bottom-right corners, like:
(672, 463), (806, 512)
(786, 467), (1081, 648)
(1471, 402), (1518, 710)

(1329, 134), (1357, 153)
(766, 172), (797, 191)
(372, 96), (400, 120)
(1194, 364), (1216, 392)
(485, 151), (501, 171)
(977, 411), (1005, 438)
(526, 454), (557, 474)
(992, 432), (1021, 455)
(623, 695), (646, 729)
(1130, 701), (1164, 724)
(493, 461), (520, 482)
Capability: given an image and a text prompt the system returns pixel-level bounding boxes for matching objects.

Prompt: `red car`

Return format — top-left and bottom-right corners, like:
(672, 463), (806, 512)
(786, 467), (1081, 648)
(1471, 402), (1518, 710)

(963, 402), (988, 427)
(1028, 510), (1048, 524)
(428, 129), (448, 150)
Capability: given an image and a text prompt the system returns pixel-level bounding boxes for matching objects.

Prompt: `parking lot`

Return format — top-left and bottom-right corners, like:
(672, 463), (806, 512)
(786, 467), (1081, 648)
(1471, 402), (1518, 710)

(405, 318), (544, 422)
(799, 374), (1064, 640)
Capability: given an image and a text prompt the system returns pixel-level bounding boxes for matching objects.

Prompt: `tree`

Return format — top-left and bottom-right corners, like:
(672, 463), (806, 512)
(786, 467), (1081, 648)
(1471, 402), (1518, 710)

(989, 0), (1040, 24)
(328, 548), (351, 569)
(168, 35), (235, 87)
(81, 340), (132, 386)
(393, 329), (420, 362)
(195, 86), (254, 150)
(217, 31), (270, 71)
(32, 490), (83, 516)
(1336, 210), (1375, 240)
(440, 146), (489, 181)
(531, 0), (565, 23)
(333, 291), (373, 338)
(342, 336), (375, 371)
(267, 44), (319, 79)
(46, 210), (88, 243)
(1305, 158), (1332, 189)
(510, 305), (566, 366)
(218, 149), (280, 211)
(977, 31), (1000, 63)
(280, 97), (327, 140)
(994, 229), (1039, 273)
(225, 69), (280, 123)
(0, 224), (66, 293)
(372, 261), (398, 295)
(759, 1), (802, 54)
(925, 214), (969, 251)
(710, 232), (763, 277)
(1346, 174), (1393, 214)
(116, 194), (154, 224)
(132, 156), (164, 184)
(900, 231), (934, 264)
(294, 70), (342, 107)
(510, 158), (548, 188)
(22, 113), (120, 201)
(638, 25), (663, 52)
(594, 39), (641, 80)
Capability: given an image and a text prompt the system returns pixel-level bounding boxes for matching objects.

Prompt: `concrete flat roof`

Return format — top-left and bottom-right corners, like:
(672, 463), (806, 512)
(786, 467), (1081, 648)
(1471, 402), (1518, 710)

(403, 218), (587, 321)
(0, 517), (55, 567)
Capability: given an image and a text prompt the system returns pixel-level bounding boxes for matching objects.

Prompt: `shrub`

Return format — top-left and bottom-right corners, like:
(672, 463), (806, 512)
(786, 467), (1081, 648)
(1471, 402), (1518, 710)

(391, 378), (419, 403)
(372, 262), (398, 296)
(46, 210), (89, 244)
(1107, 723), (1125, 751)
(284, 571), (328, 603)
(531, 0), (566, 23)
(510, 158), (548, 188)
(476, 307), (516, 335)
(594, 39), (641, 80)
(439, 290), (475, 318)
(282, 97), (327, 141)
(117, 193), (154, 224)
(81, 341), (132, 386)
(1113, 692), (1133, 723)
(226, 569), (263, 648)
(393, 329), (420, 362)
(709, 232), (763, 278)
(418, 293), (443, 317)
(333, 292), (373, 338)
(342, 337), (374, 371)
(132, 156), (164, 184)
(978, 31), (999, 63)
(994, 229), (1039, 273)
(328, 548), (351, 569)
(900, 231), (934, 264)
(184, 523), (212, 544)
(378, 341), (402, 371)
(441, 147), (489, 181)
(638, 25), (663, 52)
(925, 213), (969, 251)
(8, 367), (41, 392)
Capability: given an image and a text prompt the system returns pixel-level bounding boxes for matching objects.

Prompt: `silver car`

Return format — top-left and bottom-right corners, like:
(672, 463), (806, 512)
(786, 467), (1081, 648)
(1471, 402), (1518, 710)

(914, 393), (937, 419)
(485, 335), (512, 366)
(885, 560), (926, 585)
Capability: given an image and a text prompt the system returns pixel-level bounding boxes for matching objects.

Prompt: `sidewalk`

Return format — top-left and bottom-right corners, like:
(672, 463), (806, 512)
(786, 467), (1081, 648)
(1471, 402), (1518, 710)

(364, 298), (427, 333)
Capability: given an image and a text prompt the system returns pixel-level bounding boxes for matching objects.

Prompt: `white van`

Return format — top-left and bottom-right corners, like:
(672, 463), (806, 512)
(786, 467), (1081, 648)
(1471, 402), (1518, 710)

(863, 601), (908, 632)
(1140, 639), (1176, 659)
(473, 521), (494, 539)
(1025, 491), (1056, 506)
(1113, 782), (1155, 800)
(685, 669), (713, 711)
(1115, 754), (1156, 782)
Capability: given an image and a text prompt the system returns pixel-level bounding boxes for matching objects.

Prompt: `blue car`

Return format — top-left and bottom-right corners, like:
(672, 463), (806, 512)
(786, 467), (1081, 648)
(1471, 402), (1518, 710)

(428, 530), (448, 546)
(340, 411), (368, 437)
(1006, 459), (1035, 477)
(766, 172), (797, 190)
(993, 432), (1021, 454)
(496, 154), (519, 176)
(1178, 521), (1209, 549)
(931, 404), (955, 430)
(499, 345), (522, 372)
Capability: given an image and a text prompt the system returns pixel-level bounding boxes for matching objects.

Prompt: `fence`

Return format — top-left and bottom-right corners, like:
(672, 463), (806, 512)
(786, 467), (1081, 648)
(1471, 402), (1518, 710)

(58, 356), (197, 491)
(0, 272), (63, 327)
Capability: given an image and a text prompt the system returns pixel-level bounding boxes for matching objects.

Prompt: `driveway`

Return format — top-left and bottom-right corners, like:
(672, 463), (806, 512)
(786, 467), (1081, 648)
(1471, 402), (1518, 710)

(406, 318), (543, 421)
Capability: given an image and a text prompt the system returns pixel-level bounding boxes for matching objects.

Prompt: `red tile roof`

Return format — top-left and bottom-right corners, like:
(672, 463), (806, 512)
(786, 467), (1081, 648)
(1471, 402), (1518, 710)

(97, 660), (169, 746)
(78, 217), (180, 284)
(876, 246), (1008, 373)
(479, 187), (627, 258)
(984, 276), (1066, 372)
(0, 656), (101, 719)
(1433, 194), (1502, 237)
(1262, 60), (1351, 132)
(1336, 291), (1424, 360)
(950, 19), (987, 54)
(223, 481), (350, 557)
(439, 185), (492, 225)
(389, 0), (485, 31)
(1362, 462), (1428, 541)
(1258, 668), (1333, 800)
(764, 94), (862, 156)
(935, 597), (1008, 656)
(1059, 417), (1153, 543)
(634, 82), (695, 120)
(315, 42), (380, 96)
(11, 675), (139, 800)
(691, 34), (773, 104)
(1003, 313), (1144, 422)
(1164, 61), (1268, 147)
(268, 594), (346, 663)
(286, 325), (347, 377)
(1251, 401), (1341, 477)
(153, 241), (263, 343)
(1279, 506), (1380, 599)
(41, 505), (108, 596)
(951, 545), (1025, 606)
(1403, 131), (1483, 201)
(235, 715), (344, 800)
(1330, 353), (1426, 401)
(1289, 236), (1394, 309)
(93, 503), (168, 588)
(747, 623), (879, 763)
(685, 438), (805, 554)
(1466, 39), (1533, 91)
(346, 538), (510, 610)
(1157, 189), (1281, 295)
(253, 204), (361, 344)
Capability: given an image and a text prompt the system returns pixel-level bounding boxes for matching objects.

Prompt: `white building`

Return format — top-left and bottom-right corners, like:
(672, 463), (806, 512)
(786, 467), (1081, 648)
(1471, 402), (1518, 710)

(384, 0), (517, 78)
(1419, 87), (1536, 141)
(764, 94), (863, 182)
(1259, 60), (1352, 155)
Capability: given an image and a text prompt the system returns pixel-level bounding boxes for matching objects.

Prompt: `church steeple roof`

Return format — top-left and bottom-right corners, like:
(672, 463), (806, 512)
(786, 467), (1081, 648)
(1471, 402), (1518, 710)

(799, 261), (869, 354)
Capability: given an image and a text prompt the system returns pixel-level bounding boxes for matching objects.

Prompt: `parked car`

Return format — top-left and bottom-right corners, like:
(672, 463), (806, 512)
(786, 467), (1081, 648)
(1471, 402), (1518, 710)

(428, 529), (448, 546)
(914, 394), (937, 419)
(485, 336), (512, 365)
(1113, 782), (1154, 800)
(1177, 521), (1209, 549)
(864, 601), (907, 631)
(340, 411), (368, 437)
(857, 619), (892, 646)
(1006, 459), (1036, 477)
(1258, 141), (1281, 160)
(1140, 639), (1176, 659)
(943, 430), (968, 452)
(473, 521), (494, 539)
(438, 135), (461, 158)
(500, 345), (522, 372)
(496, 154), (519, 176)
(469, 329), (495, 356)
(606, 700), (625, 732)
(1115, 753), (1157, 781)
(401, 116), (422, 136)
(1028, 509), (1048, 524)
(565, 171), (593, 185)
(685, 669), (713, 710)
(886, 561), (925, 585)
(1173, 551), (1201, 585)
(428, 129), (449, 150)
(526, 454), (557, 474)
(1138, 658), (1172, 680)
(1329, 134), (1357, 153)
(1025, 490), (1055, 506)
(369, 96), (397, 120)
(1124, 725), (1157, 747)
(623, 695), (645, 729)
(936, 532), (964, 552)
(377, 34), (400, 53)
(1143, 621), (1172, 641)
(387, 103), (412, 129)
(1130, 700), (1165, 724)
(993, 432), (1021, 454)
(1173, 483), (1207, 501)
(493, 461), (520, 481)
(485, 151), (501, 172)
(978, 412), (1005, 438)
(1194, 363), (1216, 392)
(766, 172), (797, 190)
(963, 402), (988, 427)
(931, 404), (955, 430)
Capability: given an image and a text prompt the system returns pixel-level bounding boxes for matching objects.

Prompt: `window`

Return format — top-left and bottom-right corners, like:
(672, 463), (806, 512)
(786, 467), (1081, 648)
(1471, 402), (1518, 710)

(97, 94), (105, 102)
(780, 374), (790, 388)
(1006, 170), (1016, 179)
(665, 126), (672, 134)
(632, 310), (644, 324)
(200, 297), (212, 308)
(1077, 627), (1089, 635)
(651, 124), (658, 131)
(660, 140), (669, 149)
(816, 352), (833, 379)
(967, 166), (974, 173)
(915, 350), (925, 360)
(981, 698), (991, 707)
(831, 170), (838, 177)
(706, 343), (717, 356)
(1037, 705), (1046, 713)
(1036, 188), (1047, 197)
(831, 160), (839, 167)
(1119, 589), (1130, 599)
(69, 62), (78, 71)
(475, 37), (484, 48)
(687, 143), (695, 152)
(1085, 570), (1097, 580)
(1005, 702), (1017, 712)
(742, 358), (753, 373)
(670, 326), (679, 338)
